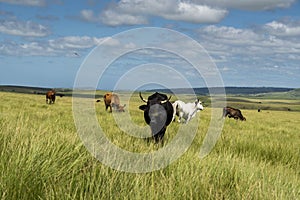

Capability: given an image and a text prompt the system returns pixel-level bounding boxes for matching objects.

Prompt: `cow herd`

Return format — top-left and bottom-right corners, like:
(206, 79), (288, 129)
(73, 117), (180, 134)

(46, 90), (246, 143)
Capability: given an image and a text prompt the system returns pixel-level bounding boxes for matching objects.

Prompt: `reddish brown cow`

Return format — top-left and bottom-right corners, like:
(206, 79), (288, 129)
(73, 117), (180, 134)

(223, 106), (246, 121)
(102, 93), (125, 112)
(46, 89), (56, 104)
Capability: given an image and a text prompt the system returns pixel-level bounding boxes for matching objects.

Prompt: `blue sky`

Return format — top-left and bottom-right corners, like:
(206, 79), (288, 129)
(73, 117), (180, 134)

(1, 0), (300, 90)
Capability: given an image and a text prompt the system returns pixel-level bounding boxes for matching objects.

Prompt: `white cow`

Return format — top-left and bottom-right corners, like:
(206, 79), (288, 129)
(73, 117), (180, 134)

(172, 99), (204, 123)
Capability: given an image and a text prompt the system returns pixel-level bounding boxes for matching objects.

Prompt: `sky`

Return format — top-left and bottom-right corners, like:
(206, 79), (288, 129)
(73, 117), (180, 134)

(1, 0), (300, 90)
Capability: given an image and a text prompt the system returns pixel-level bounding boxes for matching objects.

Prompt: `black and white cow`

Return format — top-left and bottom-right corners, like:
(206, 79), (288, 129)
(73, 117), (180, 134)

(139, 92), (173, 143)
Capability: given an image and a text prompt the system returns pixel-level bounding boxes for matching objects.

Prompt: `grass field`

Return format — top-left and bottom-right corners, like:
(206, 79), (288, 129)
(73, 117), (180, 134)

(0, 91), (299, 199)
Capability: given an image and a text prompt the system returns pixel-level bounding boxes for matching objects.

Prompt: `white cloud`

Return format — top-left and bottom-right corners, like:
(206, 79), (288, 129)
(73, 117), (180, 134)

(89, 0), (295, 26)
(0, 19), (50, 37)
(80, 9), (97, 22)
(159, 2), (228, 23)
(196, 24), (300, 75)
(99, 0), (227, 26)
(101, 10), (148, 26)
(0, 41), (53, 56)
(80, 8), (148, 26)
(192, 0), (295, 10)
(0, 0), (46, 6)
(0, 36), (121, 56)
(199, 25), (261, 45)
(49, 36), (104, 49)
(264, 20), (300, 37)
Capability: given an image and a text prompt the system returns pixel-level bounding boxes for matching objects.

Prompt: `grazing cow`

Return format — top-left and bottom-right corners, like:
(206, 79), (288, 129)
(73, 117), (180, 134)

(102, 92), (126, 112)
(139, 92), (173, 143)
(172, 99), (204, 123)
(223, 106), (246, 121)
(46, 89), (56, 104)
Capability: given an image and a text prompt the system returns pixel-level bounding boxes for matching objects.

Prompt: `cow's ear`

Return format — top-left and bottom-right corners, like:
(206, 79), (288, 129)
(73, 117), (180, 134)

(139, 105), (147, 111)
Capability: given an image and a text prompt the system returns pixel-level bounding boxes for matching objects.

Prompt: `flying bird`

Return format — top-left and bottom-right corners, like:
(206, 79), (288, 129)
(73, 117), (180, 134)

(73, 51), (80, 57)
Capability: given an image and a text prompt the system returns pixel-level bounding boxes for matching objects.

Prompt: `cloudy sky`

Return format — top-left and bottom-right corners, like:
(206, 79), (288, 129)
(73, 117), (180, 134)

(1, 0), (300, 90)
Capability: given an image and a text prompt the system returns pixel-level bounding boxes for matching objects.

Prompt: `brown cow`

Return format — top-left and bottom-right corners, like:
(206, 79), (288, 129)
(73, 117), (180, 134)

(46, 89), (56, 104)
(223, 106), (246, 121)
(102, 93), (126, 112)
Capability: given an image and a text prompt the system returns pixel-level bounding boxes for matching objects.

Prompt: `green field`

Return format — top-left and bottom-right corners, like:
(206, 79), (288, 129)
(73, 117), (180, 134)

(0, 91), (299, 199)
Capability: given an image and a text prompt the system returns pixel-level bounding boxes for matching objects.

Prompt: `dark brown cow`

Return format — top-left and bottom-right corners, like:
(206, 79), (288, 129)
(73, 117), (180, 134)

(46, 89), (56, 104)
(223, 106), (246, 121)
(102, 92), (126, 112)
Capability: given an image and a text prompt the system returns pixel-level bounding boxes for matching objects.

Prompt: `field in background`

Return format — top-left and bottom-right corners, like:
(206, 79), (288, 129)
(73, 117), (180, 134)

(0, 91), (299, 199)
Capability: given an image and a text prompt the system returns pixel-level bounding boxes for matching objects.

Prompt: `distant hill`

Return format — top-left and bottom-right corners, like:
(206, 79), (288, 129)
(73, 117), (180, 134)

(147, 87), (295, 95)
(290, 88), (300, 97)
(251, 88), (300, 99)
(0, 85), (71, 96)
(1, 85), (298, 99)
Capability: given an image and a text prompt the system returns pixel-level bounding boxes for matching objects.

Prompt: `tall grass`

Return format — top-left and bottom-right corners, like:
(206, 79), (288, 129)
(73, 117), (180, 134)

(0, 91), (299, 199)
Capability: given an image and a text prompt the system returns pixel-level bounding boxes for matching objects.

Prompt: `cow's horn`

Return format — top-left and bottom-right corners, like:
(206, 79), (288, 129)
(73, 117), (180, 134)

(139, 92), (147, 103)
(161, 95), (172, 104)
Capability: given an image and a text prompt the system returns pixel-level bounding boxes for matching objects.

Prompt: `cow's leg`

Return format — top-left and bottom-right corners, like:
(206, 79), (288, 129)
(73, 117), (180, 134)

(153, 127), (166, 144)
(177, 112), (183, 123)
(172, 115), (176, 122)
(109, 105), (112, 112)
(172, 111), (176, 122)
(172, 103), (177, 122)
(187, 112), (196, 123)
(172, 104), (177, 122)
(186, 115), (191, 123)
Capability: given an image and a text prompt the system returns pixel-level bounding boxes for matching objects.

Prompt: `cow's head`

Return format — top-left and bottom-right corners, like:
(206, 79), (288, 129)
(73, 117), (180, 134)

(49, 90), (56, 96)
(241, 116), (246, 121)
(117, 104), (126, 112)
(139, 92), (173, 143)
(195, 99), (204, 111)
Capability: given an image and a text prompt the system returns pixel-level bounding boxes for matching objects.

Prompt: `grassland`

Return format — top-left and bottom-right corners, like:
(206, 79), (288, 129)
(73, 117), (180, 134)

(0, 91), (299, 199)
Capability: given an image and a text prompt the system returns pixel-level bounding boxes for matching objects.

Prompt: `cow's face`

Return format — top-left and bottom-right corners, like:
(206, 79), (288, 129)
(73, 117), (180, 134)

(139, 92), (170, 124)
(139, 92), (173, 142)
(195, 99), (204, 111)
(117, 104), (126, 112)
(48, 90), (55, 96)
